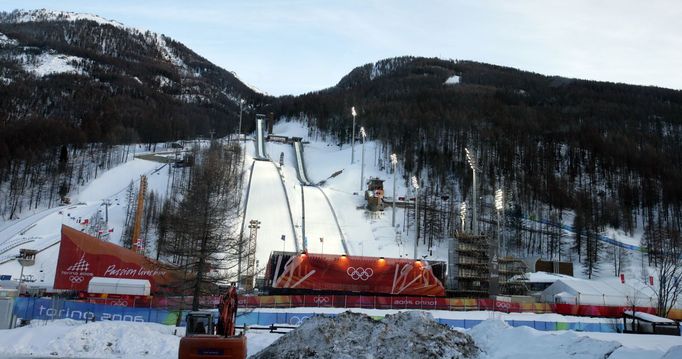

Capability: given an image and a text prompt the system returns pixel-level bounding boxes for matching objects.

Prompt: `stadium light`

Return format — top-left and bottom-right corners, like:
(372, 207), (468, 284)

(351, 106), (357, 164)
(465, 147), (479, 233)
(495, 188), (504, 255)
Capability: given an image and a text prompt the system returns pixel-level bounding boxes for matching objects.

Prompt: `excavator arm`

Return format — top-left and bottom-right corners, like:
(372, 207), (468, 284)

(217, 286), (238, 337)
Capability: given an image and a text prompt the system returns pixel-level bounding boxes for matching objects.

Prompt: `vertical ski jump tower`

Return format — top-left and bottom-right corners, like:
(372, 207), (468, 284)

(255, 114), (268, 160)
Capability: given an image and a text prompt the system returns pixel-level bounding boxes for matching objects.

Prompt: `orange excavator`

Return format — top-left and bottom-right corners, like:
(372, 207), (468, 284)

(178, 286), (247, 359)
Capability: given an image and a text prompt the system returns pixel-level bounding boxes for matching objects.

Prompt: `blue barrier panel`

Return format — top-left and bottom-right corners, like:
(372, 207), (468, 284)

(581, 323), (602, 332)
(236, 311), (259, 326)
(465, 319), (482, 329)
(275, 312), (288, 325)
(512, 320), (535, 329)
(258, 312), (278, 326)
(13, 297), (174, 324)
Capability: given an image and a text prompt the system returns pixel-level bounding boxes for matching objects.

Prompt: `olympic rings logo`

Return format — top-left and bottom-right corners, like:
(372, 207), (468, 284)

(110, 300), (128, 306)
(289, 315), (310, 325)
(495, 301), (511, 310)
(313, 296), (330, 304)
(346, 267), (373, 281)
(69, 276), (84, 283)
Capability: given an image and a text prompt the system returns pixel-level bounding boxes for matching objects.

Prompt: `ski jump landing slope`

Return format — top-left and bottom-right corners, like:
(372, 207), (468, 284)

(288, 140), (348, 255)
(243, 159), (297, 268)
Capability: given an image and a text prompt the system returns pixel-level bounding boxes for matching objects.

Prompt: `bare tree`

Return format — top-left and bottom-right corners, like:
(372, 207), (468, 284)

(163, 142), (243, 310)
(648, 226), (682, 317)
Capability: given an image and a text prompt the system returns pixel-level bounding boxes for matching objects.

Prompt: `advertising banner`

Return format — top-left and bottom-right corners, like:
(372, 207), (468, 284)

(266, 252), (445, 296)
(54, 225), (182, 293)
(13, 297), (179, 324)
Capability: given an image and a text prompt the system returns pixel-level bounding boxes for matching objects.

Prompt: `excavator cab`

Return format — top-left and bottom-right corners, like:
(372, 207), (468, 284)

(185, 312), (215, 336)
(178, 287), (247, 359)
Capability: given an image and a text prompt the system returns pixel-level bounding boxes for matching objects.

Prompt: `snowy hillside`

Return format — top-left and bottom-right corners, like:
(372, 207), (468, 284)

(0, 119), (662, 291)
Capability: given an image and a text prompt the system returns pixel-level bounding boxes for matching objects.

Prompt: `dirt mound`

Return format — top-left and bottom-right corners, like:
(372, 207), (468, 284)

(251, 311), (479, 359)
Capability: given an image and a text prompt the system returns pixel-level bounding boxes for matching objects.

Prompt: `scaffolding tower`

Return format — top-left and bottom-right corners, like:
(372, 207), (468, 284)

(498, 257), (529, 295)
(452, 232), (490, 297)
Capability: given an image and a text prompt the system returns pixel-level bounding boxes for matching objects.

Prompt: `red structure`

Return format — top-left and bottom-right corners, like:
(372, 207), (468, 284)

(264, 251), (446, 296)
(54, 225), (181, 293)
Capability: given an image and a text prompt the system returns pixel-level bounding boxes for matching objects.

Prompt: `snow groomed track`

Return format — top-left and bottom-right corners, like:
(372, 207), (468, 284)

(289, 139), (348, 255)
(243, 160), (297, 269)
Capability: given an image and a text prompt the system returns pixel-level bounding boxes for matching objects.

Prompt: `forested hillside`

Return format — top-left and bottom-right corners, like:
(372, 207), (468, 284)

(2, 10), (681, 277)
(273, 57), (682, 273)
(0, 10), (266, 218)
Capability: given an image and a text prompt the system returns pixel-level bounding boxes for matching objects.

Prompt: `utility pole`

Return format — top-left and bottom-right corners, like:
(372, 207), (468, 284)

(360, 127), (366, 192)
(238, 99), (245, 141)
(412, 176), (420, 259)
(391, 153), (398, 227)
(301, 185), (306, 251)
(465, 148), (479, 234)
(351, 106), (357, 164)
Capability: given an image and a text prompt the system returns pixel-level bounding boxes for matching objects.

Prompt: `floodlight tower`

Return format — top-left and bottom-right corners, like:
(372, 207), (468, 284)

(360, 127), (367, 191)
(390, 153), (398, 227)
(465, 148), (480, 234)
(495, 189), (504, 254)
(351, 106), (357, 164)
(411, 176), (420, 259)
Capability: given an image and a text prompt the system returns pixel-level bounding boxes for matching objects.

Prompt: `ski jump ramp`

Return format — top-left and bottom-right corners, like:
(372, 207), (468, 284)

(255, 118), (268, 160)
(293, 140), (312, 185)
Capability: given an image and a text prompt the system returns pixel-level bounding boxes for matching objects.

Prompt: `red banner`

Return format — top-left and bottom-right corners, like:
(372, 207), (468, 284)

(267, 253), (445, 296)
(54, 225), (182, 293)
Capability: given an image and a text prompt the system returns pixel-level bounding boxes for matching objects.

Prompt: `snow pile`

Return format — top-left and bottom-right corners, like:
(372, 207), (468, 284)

(469, 319), (622, 359)
(0, 319), (180, 358)
(251, 311), (479, 359)
(662, 346), (682, 359)
(445, 75), (460, 85)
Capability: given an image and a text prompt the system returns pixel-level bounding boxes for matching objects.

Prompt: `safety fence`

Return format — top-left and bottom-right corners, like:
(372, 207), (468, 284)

(235, 294), (680, 319)
(237, 295), (554, 313)
(14, 297), (629, 334)
(235, 310), (628, 333)
(13, 295), (682, 327)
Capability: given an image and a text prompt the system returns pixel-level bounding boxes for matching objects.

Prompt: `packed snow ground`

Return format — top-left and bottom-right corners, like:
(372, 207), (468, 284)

(1, 313), (681, 359)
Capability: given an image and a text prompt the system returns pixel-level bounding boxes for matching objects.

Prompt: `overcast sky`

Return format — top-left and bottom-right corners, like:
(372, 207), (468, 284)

(1, 0), (681, 96)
